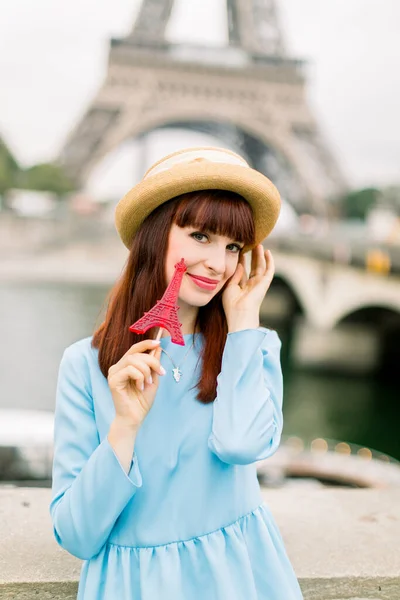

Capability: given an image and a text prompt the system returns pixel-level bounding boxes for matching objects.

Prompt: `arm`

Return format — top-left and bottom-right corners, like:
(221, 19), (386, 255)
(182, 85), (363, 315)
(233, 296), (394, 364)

(108, 418), (139, 474)
(207, 327), (283, 466)
(49, 343), (143, 561)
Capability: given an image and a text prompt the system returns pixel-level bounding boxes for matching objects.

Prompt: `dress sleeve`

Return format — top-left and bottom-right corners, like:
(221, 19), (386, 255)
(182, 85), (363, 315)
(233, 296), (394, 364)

(49, 343), (143, 560)
(207, 327), (283, 466)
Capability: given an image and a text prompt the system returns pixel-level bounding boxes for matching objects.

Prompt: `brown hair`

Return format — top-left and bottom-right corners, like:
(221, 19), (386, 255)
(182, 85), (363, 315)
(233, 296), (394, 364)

(92, 189), (256, 404)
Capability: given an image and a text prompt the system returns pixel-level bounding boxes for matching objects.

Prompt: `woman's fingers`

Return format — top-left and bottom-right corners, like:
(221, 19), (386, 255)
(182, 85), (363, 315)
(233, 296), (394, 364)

(265, 249), (275, 279)
(125, 339), (161, 355)
(110, 349), (164, 378)
(238, 255), (247, 287)
(250, 245), (258, 277)
(128, 353), (164, 375)
(109, 356), (151, 381)
(249, 244), (267, 279)
(109, 364), (145, 392)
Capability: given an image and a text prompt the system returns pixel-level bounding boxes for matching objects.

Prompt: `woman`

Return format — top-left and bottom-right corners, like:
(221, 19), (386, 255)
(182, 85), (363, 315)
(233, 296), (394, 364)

(50, 146), (303, 599)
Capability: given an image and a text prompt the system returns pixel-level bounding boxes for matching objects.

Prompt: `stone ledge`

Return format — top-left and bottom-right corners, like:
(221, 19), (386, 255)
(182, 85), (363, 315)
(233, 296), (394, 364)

(0, 578), (397, 600)
(1, 487), (399, 599)
(300, 578), (398, 600)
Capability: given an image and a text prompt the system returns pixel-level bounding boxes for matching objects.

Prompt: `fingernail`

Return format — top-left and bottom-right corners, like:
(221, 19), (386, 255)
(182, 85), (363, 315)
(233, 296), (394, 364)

(160, 366), (166, 375)
(151, 340), (160, 345)
(147, 376), (153, 385)
(140, 382), (144, 391)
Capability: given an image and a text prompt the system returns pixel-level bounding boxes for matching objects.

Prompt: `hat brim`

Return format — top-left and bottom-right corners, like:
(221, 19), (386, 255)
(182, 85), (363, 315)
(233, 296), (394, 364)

(115, 161), (281, 252)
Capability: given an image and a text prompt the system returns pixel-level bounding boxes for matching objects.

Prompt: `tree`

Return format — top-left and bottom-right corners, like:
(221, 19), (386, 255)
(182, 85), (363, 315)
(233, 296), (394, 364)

(0, 137), (20, 194)
(20, 163), (76, 195)
(338, 187), (380, 220)
(0, 134), (76, 198)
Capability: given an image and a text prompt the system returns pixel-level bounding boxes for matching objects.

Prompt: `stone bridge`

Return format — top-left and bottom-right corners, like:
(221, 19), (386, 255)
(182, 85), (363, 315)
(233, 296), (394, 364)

(271, 251), (400, 330)
(1, 211), (399, 371)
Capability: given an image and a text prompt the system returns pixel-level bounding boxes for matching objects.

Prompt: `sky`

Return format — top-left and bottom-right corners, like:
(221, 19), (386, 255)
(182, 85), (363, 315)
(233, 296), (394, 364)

(0, 0), (399, 195)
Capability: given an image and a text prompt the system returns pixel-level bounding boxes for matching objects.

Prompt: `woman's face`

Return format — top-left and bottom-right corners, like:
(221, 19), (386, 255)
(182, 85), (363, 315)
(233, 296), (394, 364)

(165, 223), (244, 307)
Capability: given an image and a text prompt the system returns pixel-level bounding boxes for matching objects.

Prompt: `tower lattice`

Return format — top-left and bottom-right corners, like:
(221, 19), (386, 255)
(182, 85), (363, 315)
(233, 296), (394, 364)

(60, 0), (347, 215)
(129, 258), (187, 345)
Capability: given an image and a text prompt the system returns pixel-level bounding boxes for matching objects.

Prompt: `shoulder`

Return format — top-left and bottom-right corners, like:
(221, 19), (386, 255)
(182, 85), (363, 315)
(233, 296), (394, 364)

(59, 336), (98, 379)
(62, 336), (97, 361)
(55, 338), (98, 414)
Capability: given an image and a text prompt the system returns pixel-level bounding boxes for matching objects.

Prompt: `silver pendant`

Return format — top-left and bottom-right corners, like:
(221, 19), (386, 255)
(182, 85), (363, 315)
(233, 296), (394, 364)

(172, 367), (182, 382)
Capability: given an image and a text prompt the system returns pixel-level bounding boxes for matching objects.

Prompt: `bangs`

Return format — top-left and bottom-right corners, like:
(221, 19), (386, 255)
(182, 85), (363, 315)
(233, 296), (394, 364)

(172, 190), (255, 247)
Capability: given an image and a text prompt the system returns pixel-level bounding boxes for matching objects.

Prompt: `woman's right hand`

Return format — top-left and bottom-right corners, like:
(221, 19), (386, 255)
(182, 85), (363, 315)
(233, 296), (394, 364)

(107, 339), (165, 430)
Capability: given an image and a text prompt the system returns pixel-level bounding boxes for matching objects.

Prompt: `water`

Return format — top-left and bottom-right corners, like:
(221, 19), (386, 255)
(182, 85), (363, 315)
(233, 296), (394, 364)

(1, 282), (398, 461)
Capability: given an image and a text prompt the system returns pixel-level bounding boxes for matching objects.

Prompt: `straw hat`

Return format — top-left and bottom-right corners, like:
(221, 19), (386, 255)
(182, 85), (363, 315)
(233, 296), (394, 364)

(115, 146), (281, 253)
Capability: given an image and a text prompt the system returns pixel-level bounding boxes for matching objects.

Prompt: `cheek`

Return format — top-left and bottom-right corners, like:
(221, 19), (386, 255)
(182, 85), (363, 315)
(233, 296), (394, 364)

(169, 239), (197, 267)
(227, 259), (239, 279)
(165, 241), (195, 282)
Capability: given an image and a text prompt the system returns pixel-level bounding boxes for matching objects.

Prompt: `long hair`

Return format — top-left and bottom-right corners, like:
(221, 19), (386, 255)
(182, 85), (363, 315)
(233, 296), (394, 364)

(92, 189), (256, 404)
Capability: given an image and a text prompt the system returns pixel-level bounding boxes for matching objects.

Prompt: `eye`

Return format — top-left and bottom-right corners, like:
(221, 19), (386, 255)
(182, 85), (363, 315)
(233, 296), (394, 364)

(190, 231), (243, 253)
(190, 232), (208, 243)
(227, 243), (243, 253)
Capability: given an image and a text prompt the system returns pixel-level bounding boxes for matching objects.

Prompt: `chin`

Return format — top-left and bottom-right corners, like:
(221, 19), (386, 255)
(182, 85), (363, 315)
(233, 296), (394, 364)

(180, 292), (218, 307)
(183, 296), (212, 307)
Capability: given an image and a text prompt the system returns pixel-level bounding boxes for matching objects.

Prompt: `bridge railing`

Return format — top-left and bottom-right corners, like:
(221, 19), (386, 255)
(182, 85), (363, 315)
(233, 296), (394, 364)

(269, 231), (400, 274)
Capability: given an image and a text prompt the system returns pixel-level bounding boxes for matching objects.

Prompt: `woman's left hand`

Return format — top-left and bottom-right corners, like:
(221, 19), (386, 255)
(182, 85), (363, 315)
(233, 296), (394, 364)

(222, 245), (275, 323)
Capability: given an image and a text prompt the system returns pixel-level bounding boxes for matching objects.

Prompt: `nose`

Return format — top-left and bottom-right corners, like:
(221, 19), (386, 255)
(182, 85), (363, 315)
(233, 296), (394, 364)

(203, 245), (227, 277)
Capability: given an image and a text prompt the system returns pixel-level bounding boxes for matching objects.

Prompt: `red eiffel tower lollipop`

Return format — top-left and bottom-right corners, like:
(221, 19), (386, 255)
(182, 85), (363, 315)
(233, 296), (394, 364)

(129, 258), (187, 348)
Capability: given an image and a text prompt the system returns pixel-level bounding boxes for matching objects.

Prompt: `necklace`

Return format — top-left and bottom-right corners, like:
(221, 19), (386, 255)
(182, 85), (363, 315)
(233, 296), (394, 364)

(161, 340), (195, 382)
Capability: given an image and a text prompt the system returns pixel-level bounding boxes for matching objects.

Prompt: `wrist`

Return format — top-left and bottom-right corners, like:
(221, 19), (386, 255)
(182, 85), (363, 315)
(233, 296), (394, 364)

(111, 416), (141, 436)
(108, 418), (138, 475)
(227, 315), (260, 333)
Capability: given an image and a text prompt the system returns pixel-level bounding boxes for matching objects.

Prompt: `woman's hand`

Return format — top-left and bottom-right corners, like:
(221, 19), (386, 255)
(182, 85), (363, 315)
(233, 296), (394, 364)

(107, 339), (165, 430)
(222, 245), (275, 328)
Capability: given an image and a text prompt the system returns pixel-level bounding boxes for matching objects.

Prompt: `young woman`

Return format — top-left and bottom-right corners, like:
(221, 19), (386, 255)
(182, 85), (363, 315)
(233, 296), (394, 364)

(50, 147), (303, 599)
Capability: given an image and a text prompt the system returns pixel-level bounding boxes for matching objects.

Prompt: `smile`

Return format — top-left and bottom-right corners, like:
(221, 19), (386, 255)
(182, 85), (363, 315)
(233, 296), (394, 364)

(187, 274), (219, 290)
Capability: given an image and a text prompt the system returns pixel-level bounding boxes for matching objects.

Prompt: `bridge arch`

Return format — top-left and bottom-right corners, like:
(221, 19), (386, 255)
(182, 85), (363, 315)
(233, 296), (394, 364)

(272, 255), (320, 326)
(337, 305), (400, 380)
(264, 274), (305, 321)
(330, 298), (400, 331)
(337, 304), (400, 327)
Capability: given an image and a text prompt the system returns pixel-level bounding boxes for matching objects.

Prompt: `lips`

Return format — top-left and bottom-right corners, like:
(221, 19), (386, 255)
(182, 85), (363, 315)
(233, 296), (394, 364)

(187, 274), (219, 290)
(188, 274), (220, 284)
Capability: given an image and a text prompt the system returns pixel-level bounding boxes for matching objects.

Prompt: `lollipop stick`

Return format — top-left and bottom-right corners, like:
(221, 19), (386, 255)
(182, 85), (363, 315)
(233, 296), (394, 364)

(149, 327), (163, 357)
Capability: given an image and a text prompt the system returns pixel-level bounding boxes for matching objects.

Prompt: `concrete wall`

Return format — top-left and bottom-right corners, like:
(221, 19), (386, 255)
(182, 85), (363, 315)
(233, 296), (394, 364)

(1, 486), (399, 599)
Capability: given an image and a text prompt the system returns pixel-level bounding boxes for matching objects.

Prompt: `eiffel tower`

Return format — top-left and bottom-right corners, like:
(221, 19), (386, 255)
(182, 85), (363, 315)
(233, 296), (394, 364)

(60, 0), (347, 214)
(129, 257), (187, 345)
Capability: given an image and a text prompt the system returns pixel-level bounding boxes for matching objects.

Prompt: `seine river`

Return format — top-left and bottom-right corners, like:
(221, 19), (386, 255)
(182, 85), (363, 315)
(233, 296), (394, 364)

(1, 282), (398, 461)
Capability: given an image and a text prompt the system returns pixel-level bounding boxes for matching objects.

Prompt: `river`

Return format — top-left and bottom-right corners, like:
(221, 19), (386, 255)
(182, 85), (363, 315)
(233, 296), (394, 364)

(1, 282), (398, 461)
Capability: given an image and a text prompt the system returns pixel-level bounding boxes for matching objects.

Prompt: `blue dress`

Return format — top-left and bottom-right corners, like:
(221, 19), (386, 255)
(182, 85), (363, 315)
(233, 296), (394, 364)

(50, 327), (303, 599)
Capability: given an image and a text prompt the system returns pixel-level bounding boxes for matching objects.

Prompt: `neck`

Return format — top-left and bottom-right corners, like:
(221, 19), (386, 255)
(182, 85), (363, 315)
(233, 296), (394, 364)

(160, 303), (199, 337)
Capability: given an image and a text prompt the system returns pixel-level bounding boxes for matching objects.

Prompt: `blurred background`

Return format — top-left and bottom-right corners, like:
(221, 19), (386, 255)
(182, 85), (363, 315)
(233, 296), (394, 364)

(0, 0), (399, 486)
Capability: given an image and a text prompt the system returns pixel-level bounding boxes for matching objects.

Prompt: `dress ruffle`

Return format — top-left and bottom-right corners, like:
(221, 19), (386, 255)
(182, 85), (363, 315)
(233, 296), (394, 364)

(78, 503), (302, 600)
